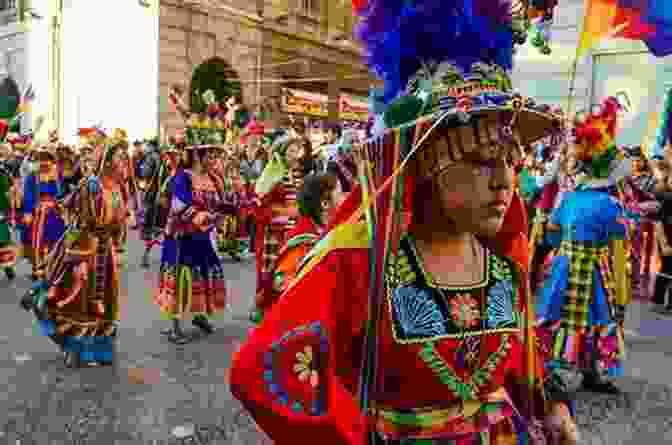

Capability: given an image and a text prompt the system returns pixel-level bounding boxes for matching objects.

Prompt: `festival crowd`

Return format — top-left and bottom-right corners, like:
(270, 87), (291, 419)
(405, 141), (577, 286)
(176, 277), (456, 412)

(2, 0), (672, 443)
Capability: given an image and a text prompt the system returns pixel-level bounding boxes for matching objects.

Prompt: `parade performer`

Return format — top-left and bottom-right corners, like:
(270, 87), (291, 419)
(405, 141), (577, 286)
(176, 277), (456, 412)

(231, 0), (578, 443)
(130, 140), (146, 229)
(538, 96), (629, 394)
(153, 143), (238, 344)
(617, 146), (660, 302)
(107, 130), (135, 268)
(56, 144), (81, 197)
(20, 144), (67, 278)
(261, 172), (337, 316)
(21, 132), (127, 368)
(139, 141), (173, 268)
(0, 153), (16, 280)
(527, 122), (566, 295)
(250, 133), (314, 321)
(211, 145), (241, 261)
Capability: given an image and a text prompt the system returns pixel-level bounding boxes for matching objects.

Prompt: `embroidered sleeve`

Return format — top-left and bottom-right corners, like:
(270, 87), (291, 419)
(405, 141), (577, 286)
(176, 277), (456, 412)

(230, 250), (369, 445)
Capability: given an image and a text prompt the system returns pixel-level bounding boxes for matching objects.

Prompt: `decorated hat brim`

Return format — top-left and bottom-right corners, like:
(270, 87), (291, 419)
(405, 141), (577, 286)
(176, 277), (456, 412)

(184, 144), (220, 150)
(415, 106), (560, 149)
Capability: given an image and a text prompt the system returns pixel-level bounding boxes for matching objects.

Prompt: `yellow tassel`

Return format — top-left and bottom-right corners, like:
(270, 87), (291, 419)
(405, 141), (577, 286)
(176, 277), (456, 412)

(612, 239), (629, 306)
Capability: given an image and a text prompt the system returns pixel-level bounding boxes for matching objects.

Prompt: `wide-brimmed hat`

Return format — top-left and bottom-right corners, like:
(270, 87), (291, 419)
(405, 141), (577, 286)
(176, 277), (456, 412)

(355, 0), (562, 176)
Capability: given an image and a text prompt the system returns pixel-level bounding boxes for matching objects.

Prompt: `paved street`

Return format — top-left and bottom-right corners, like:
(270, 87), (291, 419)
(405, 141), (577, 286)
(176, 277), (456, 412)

(0, 232), (672, 444)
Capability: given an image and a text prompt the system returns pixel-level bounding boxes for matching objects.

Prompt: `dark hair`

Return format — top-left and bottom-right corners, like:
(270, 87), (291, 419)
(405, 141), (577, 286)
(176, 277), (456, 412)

(297, 173), (337, 225)
(300, 138), (314, 175)
(179, 148), (206, 170)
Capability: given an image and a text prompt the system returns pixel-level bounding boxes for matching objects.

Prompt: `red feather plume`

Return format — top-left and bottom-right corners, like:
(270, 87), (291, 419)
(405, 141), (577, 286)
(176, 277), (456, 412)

(352, 0), (367, 15)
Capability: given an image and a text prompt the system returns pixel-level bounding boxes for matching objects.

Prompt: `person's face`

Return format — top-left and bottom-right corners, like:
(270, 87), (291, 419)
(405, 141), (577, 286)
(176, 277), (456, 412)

(285, 142), (303, 167)
(654, 160), (670, 181)
(425, 135), (514, 238)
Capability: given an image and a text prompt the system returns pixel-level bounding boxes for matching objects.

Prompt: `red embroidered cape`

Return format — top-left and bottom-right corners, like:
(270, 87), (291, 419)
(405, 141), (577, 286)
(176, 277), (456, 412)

(230, 190), (541, 445)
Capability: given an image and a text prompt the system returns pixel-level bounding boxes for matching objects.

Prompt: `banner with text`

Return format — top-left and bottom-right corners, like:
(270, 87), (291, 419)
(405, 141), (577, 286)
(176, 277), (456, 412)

(282, 88), (328, 118)
(339, 95), (369, 122)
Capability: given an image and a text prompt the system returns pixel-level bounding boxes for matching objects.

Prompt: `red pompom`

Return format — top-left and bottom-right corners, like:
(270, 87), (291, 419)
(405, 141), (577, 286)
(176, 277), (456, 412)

(352, 0), (367, 14)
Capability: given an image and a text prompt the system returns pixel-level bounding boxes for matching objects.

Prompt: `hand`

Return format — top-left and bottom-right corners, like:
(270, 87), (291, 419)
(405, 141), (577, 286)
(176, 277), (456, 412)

(662, 245), (672, 256)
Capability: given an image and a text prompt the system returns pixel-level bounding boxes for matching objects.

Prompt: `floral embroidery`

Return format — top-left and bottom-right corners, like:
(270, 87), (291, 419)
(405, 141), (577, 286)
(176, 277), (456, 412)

(391, 286), (447, 338)
(293, 346), (319, 387)
(449, 294), (481, 329)
(487, 280), (516, 328)
(263, 322), (327, 415)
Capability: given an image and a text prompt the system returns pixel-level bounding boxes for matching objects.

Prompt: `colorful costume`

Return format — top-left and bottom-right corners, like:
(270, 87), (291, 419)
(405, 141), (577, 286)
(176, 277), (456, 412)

(264, 173), (336, 314)
(232, 0), (576, 443)
(20, 147), (66, 277)
(153, 96), (239, 343)
(139, 143), (175, 267)
(216, 154), (245, 260)
(252, 135), (310, 318)
(0, 162), (16, 279)
(537, 97), (629, 393)
(21, 135), (127, 367)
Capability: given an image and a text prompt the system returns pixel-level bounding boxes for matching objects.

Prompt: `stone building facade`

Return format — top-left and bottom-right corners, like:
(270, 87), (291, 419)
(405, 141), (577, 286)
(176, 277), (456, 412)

(158, 0), (377, 136)
(0, 1), (28, 121)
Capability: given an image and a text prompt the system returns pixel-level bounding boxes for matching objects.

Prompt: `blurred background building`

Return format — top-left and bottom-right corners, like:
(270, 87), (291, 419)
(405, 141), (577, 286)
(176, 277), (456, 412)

(158, 0), (379, 144)
(0, 0), (28, 126)
(5, 0), (670, 147)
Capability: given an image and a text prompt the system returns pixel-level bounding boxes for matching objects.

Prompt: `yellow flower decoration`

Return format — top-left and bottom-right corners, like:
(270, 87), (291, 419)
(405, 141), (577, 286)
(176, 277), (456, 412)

(293, 346), (319, 387)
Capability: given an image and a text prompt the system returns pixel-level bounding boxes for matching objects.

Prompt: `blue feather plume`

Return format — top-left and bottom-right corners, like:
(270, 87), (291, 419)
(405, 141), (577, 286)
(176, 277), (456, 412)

(355, 0), (514, 103)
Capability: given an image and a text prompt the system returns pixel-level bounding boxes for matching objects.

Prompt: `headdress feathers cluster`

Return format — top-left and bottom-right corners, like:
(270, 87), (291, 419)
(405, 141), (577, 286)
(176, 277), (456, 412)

(353, 0), (516, 103)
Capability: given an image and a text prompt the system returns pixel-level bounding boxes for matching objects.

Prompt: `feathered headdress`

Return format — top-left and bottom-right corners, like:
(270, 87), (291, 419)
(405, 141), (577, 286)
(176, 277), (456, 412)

(573, 96), (624, 179)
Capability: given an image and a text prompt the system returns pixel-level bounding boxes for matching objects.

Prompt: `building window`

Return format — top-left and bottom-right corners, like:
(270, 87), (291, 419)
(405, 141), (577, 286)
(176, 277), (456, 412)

(0, 0), (17, 11)
(299, 0), (319, 18)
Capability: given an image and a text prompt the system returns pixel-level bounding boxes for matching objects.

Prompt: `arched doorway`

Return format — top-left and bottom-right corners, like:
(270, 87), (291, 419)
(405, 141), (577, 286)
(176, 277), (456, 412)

(189, 57), (243, 113)
(0, 77), (20, 119)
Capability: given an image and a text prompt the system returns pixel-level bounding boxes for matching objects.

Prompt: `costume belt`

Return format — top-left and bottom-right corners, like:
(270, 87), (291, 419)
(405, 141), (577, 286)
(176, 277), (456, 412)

(371, 387), (514, 440)
(559, 239), (609, 254)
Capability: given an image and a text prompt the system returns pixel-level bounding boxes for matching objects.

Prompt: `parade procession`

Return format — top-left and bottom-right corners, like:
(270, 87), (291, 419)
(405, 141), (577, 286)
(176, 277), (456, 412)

(4, 0), (672, 443)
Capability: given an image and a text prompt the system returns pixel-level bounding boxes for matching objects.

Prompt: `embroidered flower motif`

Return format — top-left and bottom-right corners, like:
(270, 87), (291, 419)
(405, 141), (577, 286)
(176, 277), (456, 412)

(293, 346), (319, 387)
(449, 294), (481, 329)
